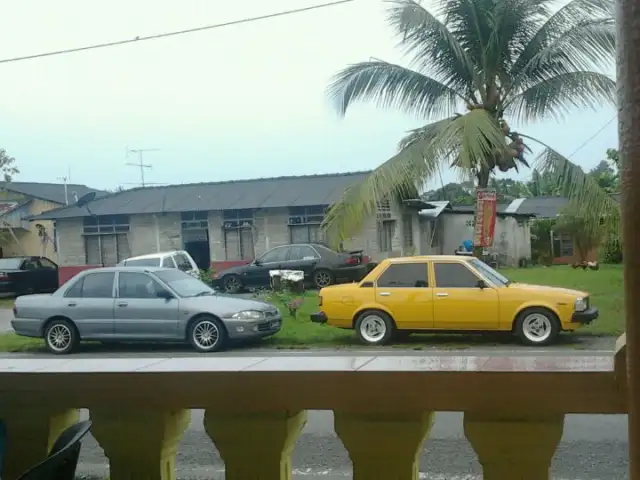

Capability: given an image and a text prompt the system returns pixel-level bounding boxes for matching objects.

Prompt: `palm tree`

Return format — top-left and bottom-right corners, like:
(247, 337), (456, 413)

(322, 0), (619, 242)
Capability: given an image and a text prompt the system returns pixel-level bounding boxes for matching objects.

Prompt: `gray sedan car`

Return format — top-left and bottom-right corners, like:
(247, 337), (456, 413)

(11, 266), (282, 354)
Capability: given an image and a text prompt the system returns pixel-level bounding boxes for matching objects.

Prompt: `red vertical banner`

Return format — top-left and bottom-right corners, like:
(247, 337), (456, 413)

(473, 189), (497, 247)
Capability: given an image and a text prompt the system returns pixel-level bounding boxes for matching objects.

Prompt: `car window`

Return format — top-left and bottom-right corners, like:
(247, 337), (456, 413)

(64, 277), (85, 298)
(79, 272), (115, 298)
(173, 253), (192, 271)
(38, 257), (57, 269)
(288, 245), (319, 261)
(377, 263), (428, 288)
(118, 272), (163, 299)
(0, 258), (23, 269)
(124, 258), (160, 267)
(258, 247), (289, 263)
(153, 269), (214, 297)
(434, 263), (480, 288)
(23, 259), (38, 271)
(161, 256), (176, 268)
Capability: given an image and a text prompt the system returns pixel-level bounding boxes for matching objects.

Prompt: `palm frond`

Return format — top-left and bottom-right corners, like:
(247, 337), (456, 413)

(509, 0), (614, 84)
(505, 71), (615, 122)
(327, 60), (466, 119)
(522, 134), (620, 238)
(322, 110), (506, 240)
(386, 0), (479, 99)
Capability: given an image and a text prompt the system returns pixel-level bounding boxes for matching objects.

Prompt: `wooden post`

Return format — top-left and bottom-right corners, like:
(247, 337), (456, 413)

(616, 0), (640, 476)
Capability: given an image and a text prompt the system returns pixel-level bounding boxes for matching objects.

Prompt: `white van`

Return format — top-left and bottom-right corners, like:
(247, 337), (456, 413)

(119, 251), (200, 277)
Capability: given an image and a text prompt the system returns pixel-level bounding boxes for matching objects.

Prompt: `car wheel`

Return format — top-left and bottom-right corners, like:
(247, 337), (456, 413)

(44, 318), (78, 355)
(189, 316), (227, 353)
(223, 274), (243, 294)
(313, 269), (334, 289)
(514, 307), (560, 346)
(354, 310), (394, 346)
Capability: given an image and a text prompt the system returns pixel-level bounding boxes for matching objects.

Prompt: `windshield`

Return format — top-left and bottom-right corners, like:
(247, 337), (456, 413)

(0, 258), (23, 269)
(124, 258), (161, 267)
(470, 258), (510, 287)
(153, 269), (214, 297)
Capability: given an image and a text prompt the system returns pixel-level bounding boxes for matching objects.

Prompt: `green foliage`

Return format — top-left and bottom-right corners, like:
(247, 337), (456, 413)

(530, 218), (556, 265)
(252, 286), (306, 319)
(322, 0), (617, 239)
(198, 268), (216, 288)
(0, 149), (18, 182)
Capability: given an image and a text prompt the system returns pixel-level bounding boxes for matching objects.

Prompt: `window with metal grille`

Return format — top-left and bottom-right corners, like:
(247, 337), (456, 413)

(402, 214), (414, 248)
(181, 211), (208, 230)
(552, 231), (574, 257)
(377, 220), (395, 252)
(288, 205), (327, 244)
(376, 197), (392, 220)
(222, 209), (255, 261)
(83, 215), (130, 234)
(84, 234), (131, 266)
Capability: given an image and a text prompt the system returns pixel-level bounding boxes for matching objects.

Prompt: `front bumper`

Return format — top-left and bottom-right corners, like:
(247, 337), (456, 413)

(310, 311), (328, 324)
(224, 317), (282, 339)
(572, 307), (599, 324)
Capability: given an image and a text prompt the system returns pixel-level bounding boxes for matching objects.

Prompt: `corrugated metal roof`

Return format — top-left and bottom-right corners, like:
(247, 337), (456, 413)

(32, 171), (373, 220)
(0, 182), (107, 206)
(507, 196), (569, 218)
(418, 201), (451, 219)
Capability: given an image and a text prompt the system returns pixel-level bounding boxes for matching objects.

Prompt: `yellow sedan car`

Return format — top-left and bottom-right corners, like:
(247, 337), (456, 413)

(310, 255), (598, 346)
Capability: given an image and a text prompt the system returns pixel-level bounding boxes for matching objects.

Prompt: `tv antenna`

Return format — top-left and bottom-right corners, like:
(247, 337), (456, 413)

(126, 147), (159, 187)
(56, 167), (72, 204)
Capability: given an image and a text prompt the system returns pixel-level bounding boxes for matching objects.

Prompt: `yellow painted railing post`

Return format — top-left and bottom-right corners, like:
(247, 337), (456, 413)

(464, 412), (564, 480)
(0, 407), (80, 480)
(204, 409), (307, 480)
(90, 408), (190, 480)
(334, 411), (434, 480)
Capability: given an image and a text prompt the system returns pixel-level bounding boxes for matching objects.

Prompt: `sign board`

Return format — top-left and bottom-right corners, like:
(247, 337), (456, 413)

(473, 189), (497, 247)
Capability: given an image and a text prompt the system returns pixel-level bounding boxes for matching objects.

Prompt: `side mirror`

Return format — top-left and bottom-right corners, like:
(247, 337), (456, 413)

(157, 290), (174, 300)
(476, 279), (488, 289)
(253, 259), (261, 266)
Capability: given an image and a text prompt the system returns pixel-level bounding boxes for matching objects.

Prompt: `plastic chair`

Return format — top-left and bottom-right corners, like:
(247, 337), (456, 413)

(16, 420), (92, 480)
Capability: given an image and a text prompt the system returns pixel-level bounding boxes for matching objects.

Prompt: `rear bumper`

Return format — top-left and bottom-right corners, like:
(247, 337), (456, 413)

(310, 311), (328, 324)
(572, 307), (599, 324)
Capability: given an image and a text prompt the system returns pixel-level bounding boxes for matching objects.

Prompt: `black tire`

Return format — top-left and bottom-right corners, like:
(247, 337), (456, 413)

(223, 274), (243, 294)
(44, 318), (79, 355)
(514, 307), (560, 346)
(188, 316), (227, 353)
(354, 310), (395, 346)
(312, 269), (334, 289)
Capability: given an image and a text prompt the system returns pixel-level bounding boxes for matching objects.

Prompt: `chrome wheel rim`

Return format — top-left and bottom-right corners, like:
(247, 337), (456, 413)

(522, 313), (552, 343)
(193, 320), (220, 349)
(315, 271), (331, 287)
(360, 315), (386, 343)
(47, 324), (72, 352)
(225, 277), (240, 292)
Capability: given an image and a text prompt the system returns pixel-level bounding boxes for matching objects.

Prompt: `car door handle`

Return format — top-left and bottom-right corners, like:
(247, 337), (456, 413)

(117, 302), (128, 307)
(67, 302), (77, 307)
(379, 292), (391, 296)
(436, 293), (449, 297)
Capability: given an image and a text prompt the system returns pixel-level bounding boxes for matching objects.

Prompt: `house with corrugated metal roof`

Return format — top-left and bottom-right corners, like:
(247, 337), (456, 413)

(0, 181), (105, 259)
(30, 172), (537, 272)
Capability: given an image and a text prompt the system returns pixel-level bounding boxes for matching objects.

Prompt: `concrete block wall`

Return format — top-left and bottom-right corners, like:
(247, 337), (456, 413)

(55, 217), (86, 266)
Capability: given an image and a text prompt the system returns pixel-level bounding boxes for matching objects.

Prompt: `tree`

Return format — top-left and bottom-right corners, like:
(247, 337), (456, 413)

(588, 159), (618, 193)
(424, 182), (475, 204)
(322, 0), (619, 241)
(0, 149), (18, 182)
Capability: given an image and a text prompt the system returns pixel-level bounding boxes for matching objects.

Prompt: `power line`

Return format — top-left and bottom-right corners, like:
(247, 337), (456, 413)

(0, 0), (355, 65)
(565, 115), (616, 159)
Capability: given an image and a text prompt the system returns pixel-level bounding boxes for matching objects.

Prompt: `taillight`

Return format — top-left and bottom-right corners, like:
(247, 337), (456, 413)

(318, 296), (323, 306)
(12, 305), (17, 316)
(0, 272), (8, 281)
(344, 256), (358, 265)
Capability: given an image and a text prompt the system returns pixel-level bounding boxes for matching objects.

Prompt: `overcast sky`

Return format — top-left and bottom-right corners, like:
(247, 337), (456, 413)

(0, 0), (617, 191)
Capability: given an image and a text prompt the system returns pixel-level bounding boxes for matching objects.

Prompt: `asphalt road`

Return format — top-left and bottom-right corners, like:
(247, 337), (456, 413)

(70, 409), (627, 479)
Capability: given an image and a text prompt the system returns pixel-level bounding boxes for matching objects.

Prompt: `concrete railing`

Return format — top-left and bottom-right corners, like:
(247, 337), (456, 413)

(0, 338), (628, 480)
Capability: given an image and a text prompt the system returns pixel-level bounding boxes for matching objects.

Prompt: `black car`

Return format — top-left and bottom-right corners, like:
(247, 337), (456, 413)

(0, 256), (59, 296)
(213, 243), (372, 293)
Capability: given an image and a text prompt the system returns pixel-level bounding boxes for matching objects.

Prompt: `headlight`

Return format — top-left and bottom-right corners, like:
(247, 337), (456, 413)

(231, 310), (265, 320)
(574, 297), (588, 312)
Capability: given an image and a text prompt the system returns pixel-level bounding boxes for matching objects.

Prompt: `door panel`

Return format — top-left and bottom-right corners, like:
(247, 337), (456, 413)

(62, 272), (116, 338)
(244, 246), (290, 287)
(432, 262), (499, 330)
(114, 271), (180, 339)
(374, 262), (433, 329)
(286, 245), (321, 280)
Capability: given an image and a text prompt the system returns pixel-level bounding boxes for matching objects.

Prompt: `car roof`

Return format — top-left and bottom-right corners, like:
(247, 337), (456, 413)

(124, 251), (186, 261)
(384, 255), (473, 263)
(79, 266), (176, 273)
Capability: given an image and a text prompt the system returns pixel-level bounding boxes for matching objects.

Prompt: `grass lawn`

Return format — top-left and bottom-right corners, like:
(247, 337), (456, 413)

(0, 264), (624, 352)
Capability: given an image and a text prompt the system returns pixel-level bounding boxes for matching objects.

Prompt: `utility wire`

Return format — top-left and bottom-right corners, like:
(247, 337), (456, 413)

(0, 0), (355, 65)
